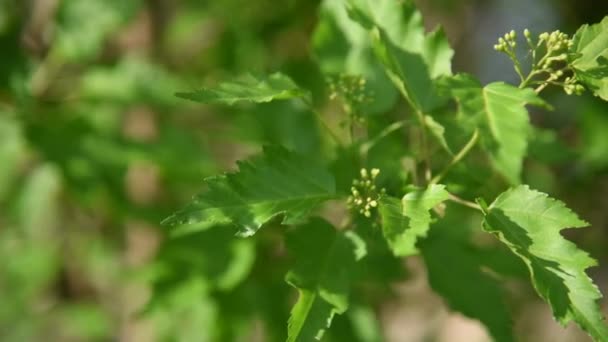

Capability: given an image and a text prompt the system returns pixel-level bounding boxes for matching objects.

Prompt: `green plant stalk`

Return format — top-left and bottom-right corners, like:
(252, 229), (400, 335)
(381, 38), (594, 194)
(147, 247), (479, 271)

(430, 129), (479, 185)
(448, 193), (482, 211)
(360, 120), (410, 156)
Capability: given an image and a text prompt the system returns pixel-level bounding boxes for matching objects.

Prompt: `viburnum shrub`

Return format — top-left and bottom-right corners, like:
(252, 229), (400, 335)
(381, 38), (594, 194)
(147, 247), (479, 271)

(163, 0), (608, 340)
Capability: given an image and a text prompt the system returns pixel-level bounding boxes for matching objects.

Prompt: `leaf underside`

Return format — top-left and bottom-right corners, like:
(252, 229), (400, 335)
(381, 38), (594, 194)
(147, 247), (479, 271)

(421, 228), (514, 342)
(482, 185), (608, 341)
(379, 184), (449, 256)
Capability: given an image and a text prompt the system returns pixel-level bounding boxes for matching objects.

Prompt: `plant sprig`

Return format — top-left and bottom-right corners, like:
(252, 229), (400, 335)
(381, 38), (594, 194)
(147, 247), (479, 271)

(494, 29), (585, 94)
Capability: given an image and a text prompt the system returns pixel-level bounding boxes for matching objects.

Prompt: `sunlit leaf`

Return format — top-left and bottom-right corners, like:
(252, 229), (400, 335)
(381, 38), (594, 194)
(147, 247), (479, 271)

(482, 185), (608, 341)
(379, 184), (449, 256)
(570, 16), (608, 101)
(162, 146), (337, 236)
(442, 74), (548, 184)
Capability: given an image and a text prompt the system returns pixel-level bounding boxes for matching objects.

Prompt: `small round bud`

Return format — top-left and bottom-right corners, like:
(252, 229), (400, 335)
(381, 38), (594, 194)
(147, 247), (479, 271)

(360, 168), (368, 179)
(524, 29), (531, 38)
(371, 168), (380, 178)
(370, 200), (378, 208)
(509, 30), (516, 39)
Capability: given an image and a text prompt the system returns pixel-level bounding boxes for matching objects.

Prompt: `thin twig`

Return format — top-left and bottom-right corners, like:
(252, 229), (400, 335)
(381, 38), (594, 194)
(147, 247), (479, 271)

(448, 193), (482, 211)
(360, 120), (410, 156)
(430, 129), (479, 184)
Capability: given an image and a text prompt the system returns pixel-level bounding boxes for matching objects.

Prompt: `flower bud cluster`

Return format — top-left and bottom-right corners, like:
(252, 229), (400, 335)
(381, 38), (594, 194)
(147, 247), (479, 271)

(563, 77), (585, 95)
(327, 74), (373, 122)
(539, 30), (573, 53)
(347, 168), (386, 218)
(493, 30), (517, 52)
(494, 28), (584, 95)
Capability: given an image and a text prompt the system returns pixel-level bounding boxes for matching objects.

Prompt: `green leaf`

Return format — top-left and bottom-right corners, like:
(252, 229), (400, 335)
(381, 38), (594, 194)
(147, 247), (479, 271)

(162, 146), (337, 236)
(175, 73), (311, 105)
(482, 185), (608, 341)
(379, 184), (449, 256)
(348, 0), (453, 78)
(286, 218), (367, 341)
(570, 16), (608, 101)
(420, 205), (515, 342)
(346, 5), (441, 113)
(442, 74), (548, 184)
(312, 0), (398, 114)
(425, 114), (453, 155)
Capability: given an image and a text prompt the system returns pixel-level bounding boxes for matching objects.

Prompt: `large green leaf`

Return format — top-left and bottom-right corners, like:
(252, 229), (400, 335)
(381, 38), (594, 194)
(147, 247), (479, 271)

(286, 218), (366, 341)
(313, 0), (453, 114)
(312, 0), (398, 114)
(570, 16), (608, 101)
(347, 0), (453, 78)
(162, 146), (337, 236)
(482, 185), (608, 341)
(175, 73), (310, 105)
(420, 205), (515, 342)
(442, 74), (548, 184)
(378, 184), (449, 256)
(346, 4), (442, 113)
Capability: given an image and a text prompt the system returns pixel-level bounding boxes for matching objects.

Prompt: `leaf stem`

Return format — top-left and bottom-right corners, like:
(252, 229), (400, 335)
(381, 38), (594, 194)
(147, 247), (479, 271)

(360, 120), (410, 156)
(448, 193), (482, 211)
(430, 129), (479, 184)
(302, 97), (345, 146)
(412, 109), (432, 183)
(313, 109), (345, 146)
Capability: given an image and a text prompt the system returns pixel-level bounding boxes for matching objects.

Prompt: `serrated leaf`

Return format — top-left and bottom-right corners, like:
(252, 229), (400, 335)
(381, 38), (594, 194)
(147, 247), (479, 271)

(313, 0), (453, 114)
(347, 0), (453, 78)
(570, 16), (608, 101)
(175, 73), (311, 105)
(379, 184), (449, 256)
(482, 185), (608, 341)
(346, 5), (441, 113)
(442, 74), (548, 184)
(162, 146), (337, 236)
(286, 218), (366, 341)
(312, 0), (398, 114)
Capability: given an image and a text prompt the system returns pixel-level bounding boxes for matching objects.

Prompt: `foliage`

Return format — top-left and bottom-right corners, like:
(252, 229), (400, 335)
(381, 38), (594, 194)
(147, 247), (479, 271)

(165, 0), (608, 340)
(1, 0), (608, 341)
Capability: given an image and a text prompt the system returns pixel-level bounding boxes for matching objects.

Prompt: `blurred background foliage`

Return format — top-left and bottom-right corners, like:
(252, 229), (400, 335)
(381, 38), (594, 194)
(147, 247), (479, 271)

(0, 0), (607, 341)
